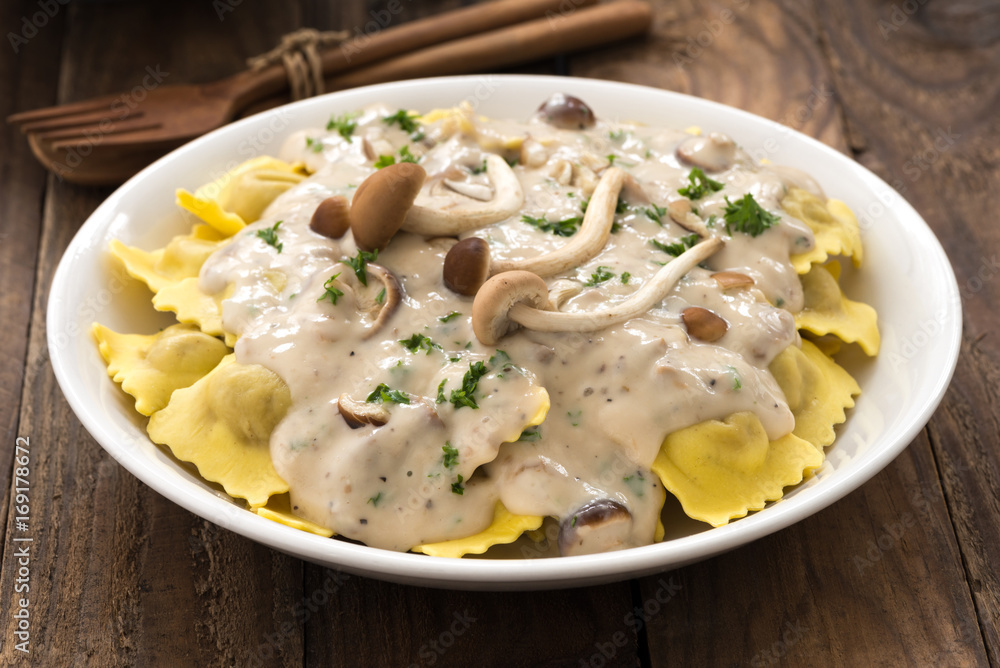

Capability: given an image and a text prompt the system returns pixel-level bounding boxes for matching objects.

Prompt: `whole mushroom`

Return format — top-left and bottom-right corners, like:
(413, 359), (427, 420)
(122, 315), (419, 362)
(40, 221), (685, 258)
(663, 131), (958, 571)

(676, 132), (737, 172)
(310, 195), (351, 240)
(535, 93), (597, 130)
(349, 162), (427, 252)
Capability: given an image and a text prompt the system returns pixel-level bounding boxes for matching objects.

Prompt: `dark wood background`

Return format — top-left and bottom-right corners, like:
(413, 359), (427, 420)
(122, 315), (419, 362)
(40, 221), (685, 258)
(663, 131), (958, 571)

(1, 0), (997, 665)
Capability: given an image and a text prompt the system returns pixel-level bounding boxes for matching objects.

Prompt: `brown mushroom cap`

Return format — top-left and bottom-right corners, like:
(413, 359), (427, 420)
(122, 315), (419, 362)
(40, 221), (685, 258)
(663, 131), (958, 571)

(350, 162), (427, 252)
(558, 499), (633, 556)
(471, 270), (551, 345)
(309, 195), (351, 239)
(443, 237), (491, 296)
(536, 93), (597, 130)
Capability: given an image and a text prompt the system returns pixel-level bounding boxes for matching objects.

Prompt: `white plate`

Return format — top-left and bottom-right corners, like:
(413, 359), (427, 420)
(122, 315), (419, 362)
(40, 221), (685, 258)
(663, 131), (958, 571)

(48, 75), (961, 590)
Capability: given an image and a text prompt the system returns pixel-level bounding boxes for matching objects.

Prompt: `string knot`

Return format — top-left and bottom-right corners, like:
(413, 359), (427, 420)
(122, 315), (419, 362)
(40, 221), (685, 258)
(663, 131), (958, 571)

(247, 28), (349, 100)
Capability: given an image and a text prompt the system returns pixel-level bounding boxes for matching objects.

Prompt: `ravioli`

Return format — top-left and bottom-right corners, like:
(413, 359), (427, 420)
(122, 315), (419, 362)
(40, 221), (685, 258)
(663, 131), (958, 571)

(152, 278), (235, 347)
(255, 494), (335, 538)
(147, 354), (291, 507)
(785, 188), (863, 273)
(92, 323), (229, 416)
(651, 412), (825, 527)
(176, 157), (307, 237)
(412, 501), (543, 558)
(770, 339), (861, 450)
(796, 262), (880, 355)
(109, 224), (228, 295)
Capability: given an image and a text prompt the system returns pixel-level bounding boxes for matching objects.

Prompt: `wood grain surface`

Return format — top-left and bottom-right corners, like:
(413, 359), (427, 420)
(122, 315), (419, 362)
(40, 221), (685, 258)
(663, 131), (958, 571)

(0, 1), (995, 666)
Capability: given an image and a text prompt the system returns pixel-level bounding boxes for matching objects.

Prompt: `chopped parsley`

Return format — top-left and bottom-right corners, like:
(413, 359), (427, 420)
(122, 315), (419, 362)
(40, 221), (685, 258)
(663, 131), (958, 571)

(368, 492), (382, 506)
(584, 266), (615, 287)
(341, 248), (378, 286)
(373, 145), (419, 169)
(650, 233), (700, 257)
(255, 221), (283, 252)
(317, 273), (344, 305)
(305, 137), (324, 153)
(608, 129), (627, 141)
(399, 333), (441, 355)
(470, 158), (488, 175)
(727, 366), (743, 391)
(382, 109), (420, 134)
(436, 379), (447, 404)
(723, 193), (780, 237)
(366, 383), (410, 405)
(517, 427), (541, 442)
(643, 203), (667, 225)
(621, 272), (631, 284)
(568, 410), (582, 427)
(376, 287), (386, 304)
(326, 112), (357, 140)
(438, 311), (462, 323)
(449, 361), (489, 410)
(678, 167), (724, 200)
(451, 474), (465, 495)
(521, 214), (582, 237)
(442, 442), (459, 469)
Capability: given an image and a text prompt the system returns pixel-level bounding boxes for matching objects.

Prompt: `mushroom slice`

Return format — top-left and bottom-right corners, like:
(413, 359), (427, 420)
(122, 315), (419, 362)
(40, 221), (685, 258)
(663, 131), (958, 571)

(676, 132), (737, 172)
(443, 178), (494, 202)
(341, 263), (402, 338)
(402, 154), (524, 236)
(548, 279), (582, 309)
(681, 306), (729, 342)
(471, 237), (724, 345)
(668, 199), (710, 237)
(444, 167), (629, 296)
(558, 499), (633, 556)
(338, 393), (389, 428)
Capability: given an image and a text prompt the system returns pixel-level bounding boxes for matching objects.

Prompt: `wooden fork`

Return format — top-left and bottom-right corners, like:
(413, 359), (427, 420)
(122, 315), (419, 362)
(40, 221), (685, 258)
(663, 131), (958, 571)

(8, 0), (602, 185)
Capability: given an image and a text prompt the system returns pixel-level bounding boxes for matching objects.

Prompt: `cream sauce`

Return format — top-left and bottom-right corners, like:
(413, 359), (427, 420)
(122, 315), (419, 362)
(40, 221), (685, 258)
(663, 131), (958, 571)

(198, 102), (816, 554)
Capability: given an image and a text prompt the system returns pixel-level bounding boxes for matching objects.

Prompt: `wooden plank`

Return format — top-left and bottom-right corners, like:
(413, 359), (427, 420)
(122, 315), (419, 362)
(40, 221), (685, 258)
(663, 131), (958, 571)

(814, 1), (1000, 663)
(565, 0), (990, 664)
(0, 1), (311, 664)
(0, 0), (63, 564)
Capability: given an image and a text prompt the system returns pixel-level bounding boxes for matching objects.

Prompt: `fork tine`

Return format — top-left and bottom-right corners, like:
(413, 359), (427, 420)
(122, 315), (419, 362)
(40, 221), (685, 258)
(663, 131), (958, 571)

(47, 124), (175, 151)
(34, 118), (160, 143)
(19, 110), (146, 135)
(7, 93), (126, 126)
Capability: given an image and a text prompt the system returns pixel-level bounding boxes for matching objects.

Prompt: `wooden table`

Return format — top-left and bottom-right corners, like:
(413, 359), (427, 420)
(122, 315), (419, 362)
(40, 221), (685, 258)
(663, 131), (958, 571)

(1, 1), (997, 665)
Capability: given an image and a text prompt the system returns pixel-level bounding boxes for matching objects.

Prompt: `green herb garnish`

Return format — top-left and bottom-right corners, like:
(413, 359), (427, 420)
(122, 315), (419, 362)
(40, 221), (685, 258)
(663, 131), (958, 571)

(449, 361), (489, 410)
(442, 442), (459, 469)
(621, 272), (631, 284)
(255, 221), (283, 252)
(650, 233), (700, 257)
(723, 193), (780, 237)
(436, 379), (447, 404)
(317, 273), (344, 305)
(383, 109), (420, 134)
(368, 492), (382, 506)
(341, 248), (378, 286)
(305, 137), (324, 153)
(521, 214), (582, 237)
(643, 203), (667, 225)
(451, 474), (465, 495)
(470, 159), (488, 175)
(584, 266), (615, 287)
(327, 113), (357, 140)
(517, 427), (541, 442)
(374, 154), (395, 169)
(678, 167), (724, 200)
(376, 287), (386, 304)
(366, 383), (410, 405)
(438, 311), (462, 323)
(399, 333), (441, 355)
